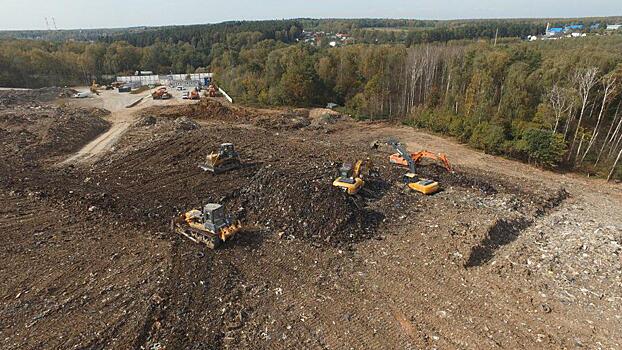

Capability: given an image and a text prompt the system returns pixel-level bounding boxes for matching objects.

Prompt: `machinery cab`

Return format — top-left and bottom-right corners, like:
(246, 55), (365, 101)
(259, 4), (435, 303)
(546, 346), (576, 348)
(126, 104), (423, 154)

(402, 173), (440, 195)
(218, 143), (237, 158)
(338, 163), (356, 184)
(202, 203), (226, 232)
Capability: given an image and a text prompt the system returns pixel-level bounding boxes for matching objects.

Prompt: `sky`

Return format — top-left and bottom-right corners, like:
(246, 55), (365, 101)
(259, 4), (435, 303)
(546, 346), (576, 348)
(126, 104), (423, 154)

(1, 0), (620, 30)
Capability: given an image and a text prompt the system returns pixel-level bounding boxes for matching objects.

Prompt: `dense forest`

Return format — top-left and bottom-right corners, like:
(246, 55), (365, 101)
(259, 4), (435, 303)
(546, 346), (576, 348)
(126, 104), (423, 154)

(1, 18), (622, 179)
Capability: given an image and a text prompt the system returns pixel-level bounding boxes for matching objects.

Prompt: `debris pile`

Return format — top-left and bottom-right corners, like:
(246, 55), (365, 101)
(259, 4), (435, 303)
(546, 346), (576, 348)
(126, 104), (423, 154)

(254, 113), (310, 130)
(239, 164), (383, 246)
(0, 87), (76, 107)
(0, 104), (109, 168)
(139, 99), (245, 122)
(133, 115), (157, 127)
(173, 116), (199, 131)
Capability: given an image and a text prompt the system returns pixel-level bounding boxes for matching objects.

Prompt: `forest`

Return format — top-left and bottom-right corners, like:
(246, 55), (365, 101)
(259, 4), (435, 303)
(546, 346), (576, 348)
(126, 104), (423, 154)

(1, 19), (622, 179)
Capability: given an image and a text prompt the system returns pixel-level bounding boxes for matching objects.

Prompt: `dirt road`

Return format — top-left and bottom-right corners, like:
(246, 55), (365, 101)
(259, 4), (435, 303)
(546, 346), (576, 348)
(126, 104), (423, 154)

(61, 88), (195, 164)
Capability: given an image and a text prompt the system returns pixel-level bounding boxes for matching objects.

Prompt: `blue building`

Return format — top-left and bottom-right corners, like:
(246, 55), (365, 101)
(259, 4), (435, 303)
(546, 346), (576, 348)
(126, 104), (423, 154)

(564, 24), (584, 32)
(546, 27), (564, 36)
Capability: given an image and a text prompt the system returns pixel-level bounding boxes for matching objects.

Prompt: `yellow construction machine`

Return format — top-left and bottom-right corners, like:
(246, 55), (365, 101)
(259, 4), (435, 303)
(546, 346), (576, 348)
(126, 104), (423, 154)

(333, 159), (375, 195)
(171, 203), (241, 249)
(90, 80), (101, 95)
(388, 140), (440, 195)
(198, 143), (242, 173)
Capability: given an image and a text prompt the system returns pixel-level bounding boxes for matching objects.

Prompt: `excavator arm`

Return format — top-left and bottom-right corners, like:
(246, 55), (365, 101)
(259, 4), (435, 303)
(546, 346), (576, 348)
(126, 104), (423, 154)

(411, 151), (452, 172)
(388, 140), (417, 174)
(352, 160), (363, 178)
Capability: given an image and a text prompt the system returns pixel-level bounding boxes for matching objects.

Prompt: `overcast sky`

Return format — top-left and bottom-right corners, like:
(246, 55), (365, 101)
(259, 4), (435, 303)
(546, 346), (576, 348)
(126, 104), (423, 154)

(1, 0), (620, 30)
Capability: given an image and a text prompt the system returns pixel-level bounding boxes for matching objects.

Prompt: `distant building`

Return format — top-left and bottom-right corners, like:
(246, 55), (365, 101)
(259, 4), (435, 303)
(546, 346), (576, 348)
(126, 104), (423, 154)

(116, 72), (213, 87)
(134, 71), (154, 76)
(590, 23), (601, 30)
(546, 27), (564, 36)
(606, 24), (622, 31)
(564, 24), (584, 32)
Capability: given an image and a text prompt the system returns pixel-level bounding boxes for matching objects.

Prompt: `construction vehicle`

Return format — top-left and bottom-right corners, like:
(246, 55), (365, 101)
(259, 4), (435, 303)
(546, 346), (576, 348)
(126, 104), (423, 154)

(388, 140), (440, 195)
(332, 159), (375, 195)
(171, 203), (241, 249)
(152, 87), (172, 100)
(199, 143), (241, 173)
(205, 84), (220, 98)
(90, 80), (100, 95)
(390, 150), (452, 172)
(189, 88), (200, 100)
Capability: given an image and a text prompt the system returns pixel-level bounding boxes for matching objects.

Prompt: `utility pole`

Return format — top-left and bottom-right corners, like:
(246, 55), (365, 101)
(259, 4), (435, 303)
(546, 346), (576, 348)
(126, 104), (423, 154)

(51, 17), (58, 30)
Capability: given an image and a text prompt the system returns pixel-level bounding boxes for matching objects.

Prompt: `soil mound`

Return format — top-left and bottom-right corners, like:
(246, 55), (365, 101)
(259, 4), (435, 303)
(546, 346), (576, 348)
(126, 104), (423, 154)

(0, 104), (109, 168)
(174, 116), (199, 131)
(138, 99), (245, 123)
(238, 163), (383, 247)
(0, 87), (76, 107)
(254, 114), (311, 130)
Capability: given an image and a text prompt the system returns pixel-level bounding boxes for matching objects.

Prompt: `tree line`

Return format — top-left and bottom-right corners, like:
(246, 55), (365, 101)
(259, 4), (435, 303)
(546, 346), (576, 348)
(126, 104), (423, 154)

(212, 36), (622, 179)
(1, 19), (622, 179)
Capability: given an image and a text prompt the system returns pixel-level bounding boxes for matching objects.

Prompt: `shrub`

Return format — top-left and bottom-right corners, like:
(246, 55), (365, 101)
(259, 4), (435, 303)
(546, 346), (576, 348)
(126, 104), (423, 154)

(514, 128), (566, 167)
(469, 122), (507, 154)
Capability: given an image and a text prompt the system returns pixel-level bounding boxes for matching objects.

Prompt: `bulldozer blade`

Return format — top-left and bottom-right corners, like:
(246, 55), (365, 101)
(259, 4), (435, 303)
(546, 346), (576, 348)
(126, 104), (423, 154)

(198, 164), (216, 172)
(199, 161), (240, 174)
(220, 222), (242, 241)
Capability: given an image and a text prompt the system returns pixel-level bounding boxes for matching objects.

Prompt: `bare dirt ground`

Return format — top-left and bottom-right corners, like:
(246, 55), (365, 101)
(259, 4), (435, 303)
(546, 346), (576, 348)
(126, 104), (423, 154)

(0, 90), (620, 349)
(62, 88), (196, 164)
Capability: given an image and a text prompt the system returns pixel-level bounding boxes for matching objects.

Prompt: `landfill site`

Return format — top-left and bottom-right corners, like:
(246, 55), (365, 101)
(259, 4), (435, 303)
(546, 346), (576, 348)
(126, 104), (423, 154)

(1, 87), (621, 350)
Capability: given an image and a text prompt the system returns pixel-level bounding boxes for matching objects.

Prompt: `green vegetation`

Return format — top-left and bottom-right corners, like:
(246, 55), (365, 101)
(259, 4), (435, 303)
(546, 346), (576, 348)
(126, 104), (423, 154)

(1, 18), (622, 179)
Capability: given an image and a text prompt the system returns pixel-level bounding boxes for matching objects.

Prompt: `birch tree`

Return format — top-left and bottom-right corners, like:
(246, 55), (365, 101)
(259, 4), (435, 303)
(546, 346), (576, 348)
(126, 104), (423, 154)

(608, 146), (622, 181)
(570, 67), (599, 160)
(548, 84), (572, 133)
(580, 74), (618, 164)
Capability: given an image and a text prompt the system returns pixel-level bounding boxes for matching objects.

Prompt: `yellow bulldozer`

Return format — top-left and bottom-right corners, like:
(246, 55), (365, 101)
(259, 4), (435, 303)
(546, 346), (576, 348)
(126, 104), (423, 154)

(198, 143), (242, 173)
(171, 203), (241, 249)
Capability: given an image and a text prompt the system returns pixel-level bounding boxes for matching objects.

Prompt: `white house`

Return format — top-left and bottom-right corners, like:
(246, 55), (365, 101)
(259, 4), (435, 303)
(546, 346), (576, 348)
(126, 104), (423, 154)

(606, 24), (622, 30)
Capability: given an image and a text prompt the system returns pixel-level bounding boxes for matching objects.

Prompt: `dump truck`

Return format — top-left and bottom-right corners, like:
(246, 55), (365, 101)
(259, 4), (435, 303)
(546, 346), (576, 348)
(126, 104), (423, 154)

(171, 203), (241, 249)
(205, 84), (220, 97)
(199, 143), (241, 173)
(152, 87), (172, 100)
(189, 88), (200, 100)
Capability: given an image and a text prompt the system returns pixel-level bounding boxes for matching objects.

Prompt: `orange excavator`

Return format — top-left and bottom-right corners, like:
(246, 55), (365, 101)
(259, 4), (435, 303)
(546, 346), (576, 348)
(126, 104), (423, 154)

(390, 151), (452, 172)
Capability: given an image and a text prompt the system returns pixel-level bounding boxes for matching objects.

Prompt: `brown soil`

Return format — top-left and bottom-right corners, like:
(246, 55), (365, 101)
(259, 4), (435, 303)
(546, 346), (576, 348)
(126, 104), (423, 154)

(1, 94), (621, 349)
